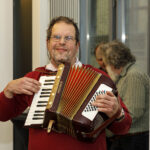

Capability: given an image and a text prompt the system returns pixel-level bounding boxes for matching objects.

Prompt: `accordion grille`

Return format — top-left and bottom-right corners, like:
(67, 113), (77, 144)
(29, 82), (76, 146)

(57, 66), (101, 119)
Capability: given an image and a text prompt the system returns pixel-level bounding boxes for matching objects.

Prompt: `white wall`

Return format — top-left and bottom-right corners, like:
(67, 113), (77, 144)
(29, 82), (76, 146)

(0, 0), (13, 150)
(32, 0), (50, 69)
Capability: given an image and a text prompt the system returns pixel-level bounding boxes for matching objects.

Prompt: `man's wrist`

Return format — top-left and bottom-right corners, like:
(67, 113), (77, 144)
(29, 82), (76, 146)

(116, 108), (125, 121)
(4, 87), (14, 99)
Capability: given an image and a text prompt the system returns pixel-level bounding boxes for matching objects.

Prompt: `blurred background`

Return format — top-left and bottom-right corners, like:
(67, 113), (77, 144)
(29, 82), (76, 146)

(0, 0), (149, 150)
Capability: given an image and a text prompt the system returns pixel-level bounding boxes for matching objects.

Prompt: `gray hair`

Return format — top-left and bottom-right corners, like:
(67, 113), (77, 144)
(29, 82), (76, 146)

(101, 40), (136, 69)
(47, 16), (80, 44)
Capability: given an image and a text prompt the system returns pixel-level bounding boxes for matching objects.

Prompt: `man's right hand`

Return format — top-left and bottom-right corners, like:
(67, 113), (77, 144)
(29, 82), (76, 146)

(4, 77), (41, 98)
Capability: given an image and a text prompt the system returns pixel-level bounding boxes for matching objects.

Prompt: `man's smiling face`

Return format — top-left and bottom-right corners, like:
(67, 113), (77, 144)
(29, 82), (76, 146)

(47, 22), (79, 67)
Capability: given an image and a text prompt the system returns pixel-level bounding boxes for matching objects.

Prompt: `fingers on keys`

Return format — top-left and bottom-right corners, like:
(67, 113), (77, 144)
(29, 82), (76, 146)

(16, 77), (41, 95)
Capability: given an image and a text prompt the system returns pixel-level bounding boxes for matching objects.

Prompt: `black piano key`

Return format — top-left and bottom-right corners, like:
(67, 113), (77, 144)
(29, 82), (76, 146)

(38, 101), (48, 103)
(36, 104), (47, 107)
(40, 92), (51, 94)
(42, 88), (52, 91)
(34, 110), (45, 113)
(34, 114), (44, 116)
(44, 83), (53, 85)
(32, 117), (44, 120)
(40, 95), (50, 98)
(45, 79), (55, 82)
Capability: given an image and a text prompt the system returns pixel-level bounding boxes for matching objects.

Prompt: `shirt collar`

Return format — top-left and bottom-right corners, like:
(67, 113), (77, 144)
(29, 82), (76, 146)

(45, 58), (82, 71)
(113, 62), (135, 84)
(120, 62), (135, 77)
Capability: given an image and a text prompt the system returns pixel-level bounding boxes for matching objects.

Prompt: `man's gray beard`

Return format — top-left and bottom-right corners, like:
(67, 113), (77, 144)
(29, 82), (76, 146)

(57, 58), (71, 64)
(106, 66), (119, 83)
(53, 55), (70, 65)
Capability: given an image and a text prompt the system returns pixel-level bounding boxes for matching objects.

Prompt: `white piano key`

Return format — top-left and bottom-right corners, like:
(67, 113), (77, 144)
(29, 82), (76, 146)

(25, 75), (56, 127)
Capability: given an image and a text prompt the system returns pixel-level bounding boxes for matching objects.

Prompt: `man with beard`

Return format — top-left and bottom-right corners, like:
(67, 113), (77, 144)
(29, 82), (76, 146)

(0, 17), (131, 150)
(100, 40), (149, 150)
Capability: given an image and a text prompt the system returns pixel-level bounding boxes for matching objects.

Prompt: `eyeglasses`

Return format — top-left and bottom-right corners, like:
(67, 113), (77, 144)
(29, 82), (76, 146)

(50, 35), (75, 42)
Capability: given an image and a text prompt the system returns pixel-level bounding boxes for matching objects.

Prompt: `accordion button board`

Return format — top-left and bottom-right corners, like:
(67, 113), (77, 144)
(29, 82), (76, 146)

(82, 84), (112, 121)
(24, 75), (56, 127)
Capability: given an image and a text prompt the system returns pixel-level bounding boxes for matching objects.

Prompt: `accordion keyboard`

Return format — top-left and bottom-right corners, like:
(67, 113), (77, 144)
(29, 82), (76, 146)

(82, 84), (112, 121)
(25, 75), (56, 126)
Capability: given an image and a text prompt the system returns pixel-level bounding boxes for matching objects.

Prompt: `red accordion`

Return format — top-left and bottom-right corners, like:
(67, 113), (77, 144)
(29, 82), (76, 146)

(25, 63), (120, 142)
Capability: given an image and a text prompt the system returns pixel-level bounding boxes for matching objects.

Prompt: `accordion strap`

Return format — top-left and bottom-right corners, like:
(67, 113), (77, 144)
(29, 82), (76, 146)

(35, 68), (57, 75)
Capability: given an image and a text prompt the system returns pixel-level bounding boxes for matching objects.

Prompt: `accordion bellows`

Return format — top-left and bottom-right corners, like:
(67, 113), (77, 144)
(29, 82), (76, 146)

(42, 63), (118, 142)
